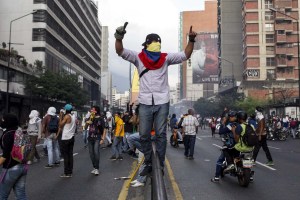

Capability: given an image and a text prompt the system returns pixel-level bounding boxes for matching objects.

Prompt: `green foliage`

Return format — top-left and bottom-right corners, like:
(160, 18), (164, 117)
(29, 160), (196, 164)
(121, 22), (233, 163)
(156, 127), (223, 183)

(2, 42), (6, 49)
(193, 98), (220, 117)
(25, 70), (89, 107)
(236, 97), (267, 114)
(21, 58), (28, 67)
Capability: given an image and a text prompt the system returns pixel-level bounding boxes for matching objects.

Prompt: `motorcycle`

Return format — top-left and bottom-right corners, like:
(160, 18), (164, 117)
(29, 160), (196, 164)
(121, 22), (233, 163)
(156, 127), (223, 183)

(170, 128), (184, 148)
(266, 126), (287, 141)
(221, 151), (254, 187)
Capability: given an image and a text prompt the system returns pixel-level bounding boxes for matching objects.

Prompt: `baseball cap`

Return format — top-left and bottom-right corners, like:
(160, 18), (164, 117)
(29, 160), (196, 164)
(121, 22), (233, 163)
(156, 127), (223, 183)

(142, 33), (161, 46)
(64, 104), (73, 111)
(228, 110), (237, 117)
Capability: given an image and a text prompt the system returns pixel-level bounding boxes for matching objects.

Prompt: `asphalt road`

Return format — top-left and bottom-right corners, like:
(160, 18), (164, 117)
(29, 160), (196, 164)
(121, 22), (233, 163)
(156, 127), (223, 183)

(166, 128), (300, 200)
(2, 129), (300, 200)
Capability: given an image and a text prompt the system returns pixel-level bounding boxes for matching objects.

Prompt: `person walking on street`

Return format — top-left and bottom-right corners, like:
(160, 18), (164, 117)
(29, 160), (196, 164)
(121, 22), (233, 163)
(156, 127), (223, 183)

(26, 110), (42, 164)
(115, 22), (196, 175)
(182, 109), (199, 160)
(85, 106), (107, 176)
(209, 117), (217, 137)
(56, 104), (76, 178)
(110, 112), (125, 160)
(253, 106), (274, 166)
(42, 107), (60, 168)
(0, 114), (28, 199)
(105, 111), (114, 147)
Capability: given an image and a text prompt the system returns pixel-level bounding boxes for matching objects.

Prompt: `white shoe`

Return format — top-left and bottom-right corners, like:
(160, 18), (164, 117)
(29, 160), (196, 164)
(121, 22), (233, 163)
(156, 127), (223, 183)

(94, 169), (99, 175)
(131, 181), (144, 187)
(27, 161), (32, 165)
(130, 179), (138, 185)
(91, 169), (96, 174)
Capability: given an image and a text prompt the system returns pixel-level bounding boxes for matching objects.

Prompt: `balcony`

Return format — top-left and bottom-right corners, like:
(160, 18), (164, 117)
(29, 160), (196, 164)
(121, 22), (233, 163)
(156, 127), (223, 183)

(274, 0), (292, 9)
(274, 23), (293, 31)
(276, 57), (287, 66)
(286, 47), (295, 55)
(276, 34), (286, 43)
(275, 46), (287, 54)
(287, 58), (297, 66)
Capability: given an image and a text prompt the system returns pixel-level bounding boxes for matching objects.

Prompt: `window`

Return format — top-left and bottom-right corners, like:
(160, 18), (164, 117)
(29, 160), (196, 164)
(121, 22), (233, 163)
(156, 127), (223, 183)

(32, 28), (45, 41)
(286, 67), (293, 73)
(265, 0), (273, 9)
(265, 11), (273, 20)
(277, 30), (285, 35)
(266, 46), (274, 54)
(265, 23), (274, 31)
(266, 34), (274, 43)
(266, 57), (275, 66)
(267, 69), (276, 80)
(33, 10), (46, 22)
(33, 0), (46, 3)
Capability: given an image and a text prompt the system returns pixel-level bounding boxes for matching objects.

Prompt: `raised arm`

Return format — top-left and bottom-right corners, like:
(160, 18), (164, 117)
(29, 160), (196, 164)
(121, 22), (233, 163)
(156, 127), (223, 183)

(115, 22), (128, 56)
(185, 26), (197, 59)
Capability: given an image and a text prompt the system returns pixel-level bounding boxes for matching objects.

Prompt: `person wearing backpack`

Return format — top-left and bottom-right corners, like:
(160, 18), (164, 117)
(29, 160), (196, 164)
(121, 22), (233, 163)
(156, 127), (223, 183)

(84, 106), (107, 176)
(26, 110), (42, 165)
(42, 107), (60, 169)
(0, 114), (28, 199)
(224, 111), (255, 171)
(253, 106), (274, 166)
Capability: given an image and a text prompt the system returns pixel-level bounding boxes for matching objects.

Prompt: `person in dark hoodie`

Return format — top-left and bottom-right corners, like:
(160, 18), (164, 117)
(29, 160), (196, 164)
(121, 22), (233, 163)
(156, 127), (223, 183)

(115, 23), (196, 175)
(0, 114), (28, 199)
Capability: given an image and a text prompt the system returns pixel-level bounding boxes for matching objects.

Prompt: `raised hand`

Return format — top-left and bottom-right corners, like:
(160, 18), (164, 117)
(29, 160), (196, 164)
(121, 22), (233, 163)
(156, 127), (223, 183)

(189, 26), (197, 42)
(114, 22), (129, 40)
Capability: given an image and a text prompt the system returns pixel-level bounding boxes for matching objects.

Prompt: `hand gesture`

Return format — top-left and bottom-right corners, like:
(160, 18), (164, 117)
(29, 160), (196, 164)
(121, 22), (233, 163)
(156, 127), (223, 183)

(114, 22), (128, 40)
(188, 26), (197, 42)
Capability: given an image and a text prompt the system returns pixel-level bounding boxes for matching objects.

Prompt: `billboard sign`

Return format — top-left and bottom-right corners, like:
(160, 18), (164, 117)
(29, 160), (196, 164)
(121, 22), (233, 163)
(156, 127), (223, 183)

(190, 33), (219, 83)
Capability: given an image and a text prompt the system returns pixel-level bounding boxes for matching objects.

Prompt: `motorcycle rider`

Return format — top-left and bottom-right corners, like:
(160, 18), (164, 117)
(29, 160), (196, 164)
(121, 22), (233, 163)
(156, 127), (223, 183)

(224, 111), (254, 172)
(211, 110), (237, 182)
(252, 106), (274, 166)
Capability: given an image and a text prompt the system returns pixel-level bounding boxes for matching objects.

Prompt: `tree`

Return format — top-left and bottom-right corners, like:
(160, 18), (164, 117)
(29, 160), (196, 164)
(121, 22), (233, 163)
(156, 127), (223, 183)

(235, 97), (267, 114)
(2, 42), (6, 49)
(25, 70), (89, 108)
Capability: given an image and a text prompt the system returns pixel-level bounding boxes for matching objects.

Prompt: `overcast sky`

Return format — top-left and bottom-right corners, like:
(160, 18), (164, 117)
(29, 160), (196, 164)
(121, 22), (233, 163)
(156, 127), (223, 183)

(98, 0), (205, 90)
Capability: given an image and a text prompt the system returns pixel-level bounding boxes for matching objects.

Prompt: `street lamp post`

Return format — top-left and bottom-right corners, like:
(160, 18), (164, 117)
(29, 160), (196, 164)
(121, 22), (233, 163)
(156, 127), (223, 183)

(269, 7), (300, 109)
(218, 57), (235, 88)
(6, 11), (37, 113)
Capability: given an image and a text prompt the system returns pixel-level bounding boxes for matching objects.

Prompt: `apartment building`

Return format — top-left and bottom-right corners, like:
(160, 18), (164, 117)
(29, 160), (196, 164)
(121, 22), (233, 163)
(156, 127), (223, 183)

(240, 0), (299, 102)
(0, 0), (102, 107)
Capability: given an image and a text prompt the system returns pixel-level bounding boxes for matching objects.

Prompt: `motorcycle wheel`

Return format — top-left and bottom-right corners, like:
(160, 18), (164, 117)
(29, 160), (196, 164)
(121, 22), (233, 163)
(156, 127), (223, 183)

(169, 135), (177, 147)
(237, 168), (251, 187)
(278, 133), (287, 141)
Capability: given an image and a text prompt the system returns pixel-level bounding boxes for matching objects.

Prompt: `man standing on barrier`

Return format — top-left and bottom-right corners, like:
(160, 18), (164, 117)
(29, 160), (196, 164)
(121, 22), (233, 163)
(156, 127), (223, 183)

(115, 22), (196, 175)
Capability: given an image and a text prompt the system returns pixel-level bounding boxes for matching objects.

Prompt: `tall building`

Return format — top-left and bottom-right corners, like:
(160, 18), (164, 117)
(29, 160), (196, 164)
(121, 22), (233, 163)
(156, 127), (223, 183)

(239, 0), (299, 102)
(0, 0), (102, 105)
(179, 0), (218, 101)
(217, 0), (243, 92)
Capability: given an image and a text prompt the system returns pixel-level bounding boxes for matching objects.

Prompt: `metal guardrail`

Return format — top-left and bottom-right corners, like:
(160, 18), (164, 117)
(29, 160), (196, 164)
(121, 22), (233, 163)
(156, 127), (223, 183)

(151, 141), (168, 200)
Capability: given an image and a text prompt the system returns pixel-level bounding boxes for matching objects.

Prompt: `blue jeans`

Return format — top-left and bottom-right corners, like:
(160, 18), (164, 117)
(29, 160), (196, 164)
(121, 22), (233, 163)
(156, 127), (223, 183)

(88, 138), (100, 169)
(112, 136), (123, 157)
(215, 152), (225, 178)
(0, 164), (27, 200)
(128, 132), (141, 151)
(45, 134), (60, 165)
(83, 130), (88, 146)
(122, 132), (131, 151)
(139, 103), (169, 166)
(184, 135), (196, 157)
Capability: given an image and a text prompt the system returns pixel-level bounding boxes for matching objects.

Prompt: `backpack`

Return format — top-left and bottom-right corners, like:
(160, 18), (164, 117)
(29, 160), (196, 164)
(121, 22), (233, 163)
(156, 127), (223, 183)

(241, 124), (258, 147)
(48, 115), (59, 133)
(11, 129), (32, 163)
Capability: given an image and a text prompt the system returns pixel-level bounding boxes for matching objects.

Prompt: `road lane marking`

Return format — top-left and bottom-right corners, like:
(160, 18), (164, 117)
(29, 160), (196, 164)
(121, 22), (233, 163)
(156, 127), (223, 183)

(212, 144), (277, 171)
(165, 158), (183, 200)
(268, 145), (280, 150)
(118, 160), (138, 200)
(196, 137), (203, 140)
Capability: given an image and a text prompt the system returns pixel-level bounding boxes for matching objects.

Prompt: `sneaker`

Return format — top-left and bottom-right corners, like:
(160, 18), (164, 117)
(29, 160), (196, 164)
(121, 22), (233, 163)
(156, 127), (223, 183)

(27, 161), (32, 165)
(91, 169), (96, 174)
(110, 156), (117, 160)
(266, 161), (274, 166)
(131, 181), (145, 187)
(224, 164), (234, 172)
(188, 156), (194, 160)
(130, 179), (138, 185)
(94, 169), (99, 176)
(60, 174), (72, 178)
(140, 165), (152, 176)
(117, 156), (123, 160)
(211, 177), (220, 183)
(44, 164), (54, 169)
(107, 143), (112, 147)
(54, 162), (60, 166)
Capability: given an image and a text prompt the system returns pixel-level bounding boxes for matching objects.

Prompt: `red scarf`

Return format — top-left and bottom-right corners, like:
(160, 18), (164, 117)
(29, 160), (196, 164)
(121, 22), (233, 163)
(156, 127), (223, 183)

(138, 50), (167, 70)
